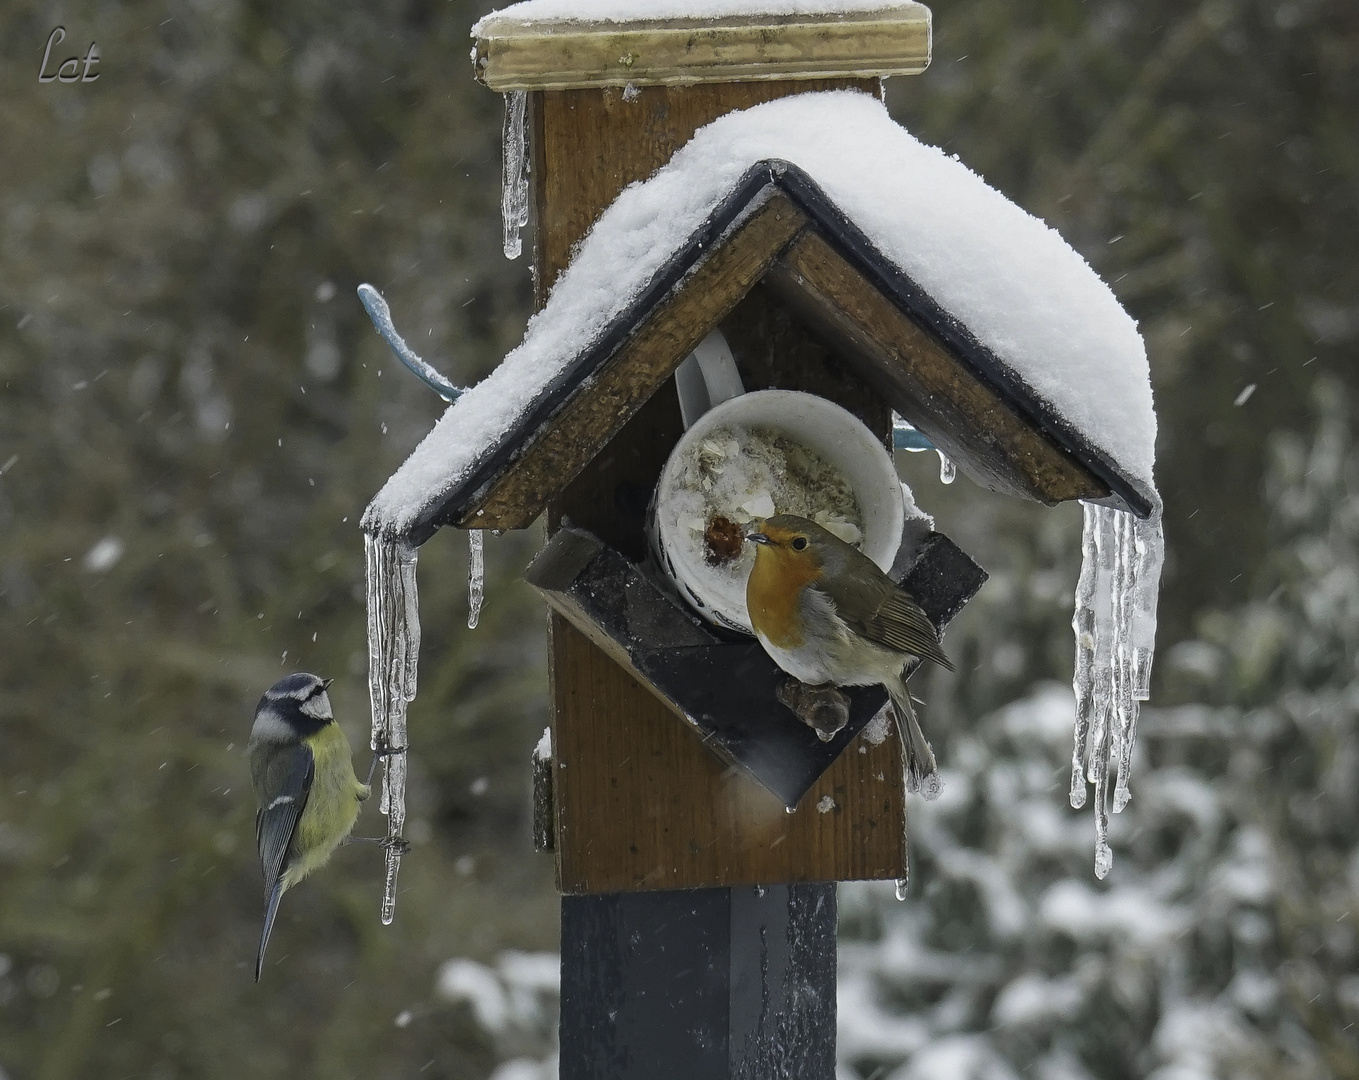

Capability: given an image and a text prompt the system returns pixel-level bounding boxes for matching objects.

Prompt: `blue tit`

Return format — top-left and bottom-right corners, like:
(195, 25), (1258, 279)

(249, 672), (370, 982)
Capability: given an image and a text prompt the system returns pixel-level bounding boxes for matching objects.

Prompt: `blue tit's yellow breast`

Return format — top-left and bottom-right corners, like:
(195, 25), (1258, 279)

(284, 722), (365, 887)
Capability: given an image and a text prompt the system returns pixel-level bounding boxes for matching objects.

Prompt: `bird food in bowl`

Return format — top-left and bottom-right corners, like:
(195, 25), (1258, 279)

(651, 389), (904, 634)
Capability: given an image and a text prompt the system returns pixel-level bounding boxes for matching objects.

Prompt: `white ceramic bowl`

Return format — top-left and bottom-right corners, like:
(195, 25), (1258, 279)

(651, 389), (904, 634)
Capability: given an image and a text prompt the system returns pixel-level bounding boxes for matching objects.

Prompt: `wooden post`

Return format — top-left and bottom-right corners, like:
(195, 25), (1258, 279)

(535, 81), (912, 897)
(482, 11), (934, 1073)
(533, 79), (876, 1079)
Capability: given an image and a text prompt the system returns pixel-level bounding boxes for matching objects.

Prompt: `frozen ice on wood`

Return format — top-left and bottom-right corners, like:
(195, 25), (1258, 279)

(1070, 502), (1165, 878)
(936, 451), (956, 485)
(364, 532), (421, 923)
(501, 91), (530, 260)
(364, 92), (1153, 538)
(475, 0), (926, 30)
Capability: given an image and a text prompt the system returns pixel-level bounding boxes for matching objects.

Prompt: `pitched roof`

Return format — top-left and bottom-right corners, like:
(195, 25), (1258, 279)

(364, 92), (1157, 542)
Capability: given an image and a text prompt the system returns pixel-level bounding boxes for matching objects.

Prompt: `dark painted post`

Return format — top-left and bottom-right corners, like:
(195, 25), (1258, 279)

(561, 885), (837, 1080)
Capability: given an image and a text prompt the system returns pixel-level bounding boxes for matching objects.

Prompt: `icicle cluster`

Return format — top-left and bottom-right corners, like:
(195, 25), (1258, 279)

(364, 532), (421, 924)
(501, 90), (530, 260)
(1070, 502), (1164, 879)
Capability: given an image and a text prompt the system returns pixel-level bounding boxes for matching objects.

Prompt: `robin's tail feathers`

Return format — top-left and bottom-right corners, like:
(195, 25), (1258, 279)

(888, 684), (942, 801)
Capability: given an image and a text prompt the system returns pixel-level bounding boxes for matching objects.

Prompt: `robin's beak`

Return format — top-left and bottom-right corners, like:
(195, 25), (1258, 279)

(747, 531), (771, 545)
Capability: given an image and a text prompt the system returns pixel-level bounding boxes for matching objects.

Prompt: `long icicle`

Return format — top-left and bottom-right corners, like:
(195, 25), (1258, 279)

(365, 532), (420, 924)
(1130, 512), (1165, 701)
(501, 90), (529, 260)
(1111, 510), (1137, 814)
(1086, 506), (1117, 879)
(467, 529), (485, 630)
(1069, 503), (1099, 810)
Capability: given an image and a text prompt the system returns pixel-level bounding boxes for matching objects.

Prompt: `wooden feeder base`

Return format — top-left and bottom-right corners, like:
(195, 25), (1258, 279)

(526, 524), (984, 810)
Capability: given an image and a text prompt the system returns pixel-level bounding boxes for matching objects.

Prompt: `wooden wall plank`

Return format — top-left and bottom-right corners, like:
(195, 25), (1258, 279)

(553, 619), (905, 893)
(765, 230), (1111, 506)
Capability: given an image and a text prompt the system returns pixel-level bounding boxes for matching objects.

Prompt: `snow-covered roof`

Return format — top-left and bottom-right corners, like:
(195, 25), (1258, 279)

(364, 92), (1156, 539)
(474, 0), (925, 32)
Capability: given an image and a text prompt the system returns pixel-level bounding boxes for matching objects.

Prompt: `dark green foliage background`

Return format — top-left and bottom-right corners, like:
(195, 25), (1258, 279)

(0, 0), (1354, 1077)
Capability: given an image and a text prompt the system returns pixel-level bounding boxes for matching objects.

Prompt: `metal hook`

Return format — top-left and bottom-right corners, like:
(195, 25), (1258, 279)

(357, 283), (464, 403)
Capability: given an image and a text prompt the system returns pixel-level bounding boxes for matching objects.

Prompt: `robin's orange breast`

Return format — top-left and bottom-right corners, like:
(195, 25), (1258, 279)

(747, 550), (823, 649)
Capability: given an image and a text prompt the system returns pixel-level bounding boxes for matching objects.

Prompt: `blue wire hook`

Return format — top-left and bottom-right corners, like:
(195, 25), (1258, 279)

(892, 416), (935, 452)
(357, 284), (464, 403)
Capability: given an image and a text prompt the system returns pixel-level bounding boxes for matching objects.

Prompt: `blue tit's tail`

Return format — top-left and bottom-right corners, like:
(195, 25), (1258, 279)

(888, 678), (941, 801)
(255, 879), (285, 982)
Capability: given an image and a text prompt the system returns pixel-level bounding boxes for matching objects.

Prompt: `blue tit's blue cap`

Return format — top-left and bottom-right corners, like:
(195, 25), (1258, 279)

(264, 672), (328, 700)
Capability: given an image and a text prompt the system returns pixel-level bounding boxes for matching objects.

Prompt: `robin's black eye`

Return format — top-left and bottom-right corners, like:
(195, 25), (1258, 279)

(792, 536), (808, 551)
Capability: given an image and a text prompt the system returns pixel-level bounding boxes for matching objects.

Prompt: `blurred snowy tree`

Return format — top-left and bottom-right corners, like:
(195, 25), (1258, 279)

(835, 379), (1359, 1080)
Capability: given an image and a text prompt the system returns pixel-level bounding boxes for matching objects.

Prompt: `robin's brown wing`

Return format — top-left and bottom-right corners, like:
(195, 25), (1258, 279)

(817, 556), (954, 671)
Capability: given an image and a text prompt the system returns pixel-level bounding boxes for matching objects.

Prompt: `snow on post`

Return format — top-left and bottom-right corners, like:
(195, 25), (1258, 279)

(474, 0), (928, 23)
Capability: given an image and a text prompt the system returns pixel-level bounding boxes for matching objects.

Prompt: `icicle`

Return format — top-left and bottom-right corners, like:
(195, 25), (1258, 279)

(1130, 512), (1164, 700)
(364, 531), (421, 924)
(1069, 503), (1099, 810)
(1069, 501), (1165, 879)
(936, 450), (956, 485)
(895, 878), (909, 902)
(1110, 510), (1136, 814)
(467, 529), (485, 629)
(501, 90), (529, 260)
(1086, 508), (1117, 798)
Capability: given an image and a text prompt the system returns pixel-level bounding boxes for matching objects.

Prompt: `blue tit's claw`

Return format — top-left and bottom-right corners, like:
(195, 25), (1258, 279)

(363, 743), (408, 786)
(380, 835), (411, 857)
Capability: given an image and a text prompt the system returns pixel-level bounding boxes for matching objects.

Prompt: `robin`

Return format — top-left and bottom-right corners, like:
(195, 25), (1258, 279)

(745, 514), (953, 798)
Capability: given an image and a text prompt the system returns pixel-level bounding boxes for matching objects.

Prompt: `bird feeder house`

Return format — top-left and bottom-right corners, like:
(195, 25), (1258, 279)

(360, 2), (1160, 1076)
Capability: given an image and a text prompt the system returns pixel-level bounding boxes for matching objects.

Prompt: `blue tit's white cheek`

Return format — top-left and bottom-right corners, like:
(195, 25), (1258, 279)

(300, 692), (332, 721)
(250, 709), (295, 743)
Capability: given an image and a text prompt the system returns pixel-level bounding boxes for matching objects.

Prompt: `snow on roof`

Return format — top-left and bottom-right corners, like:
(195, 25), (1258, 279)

(365, 91), (1155, 537)
(474, 0), (924, 32)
